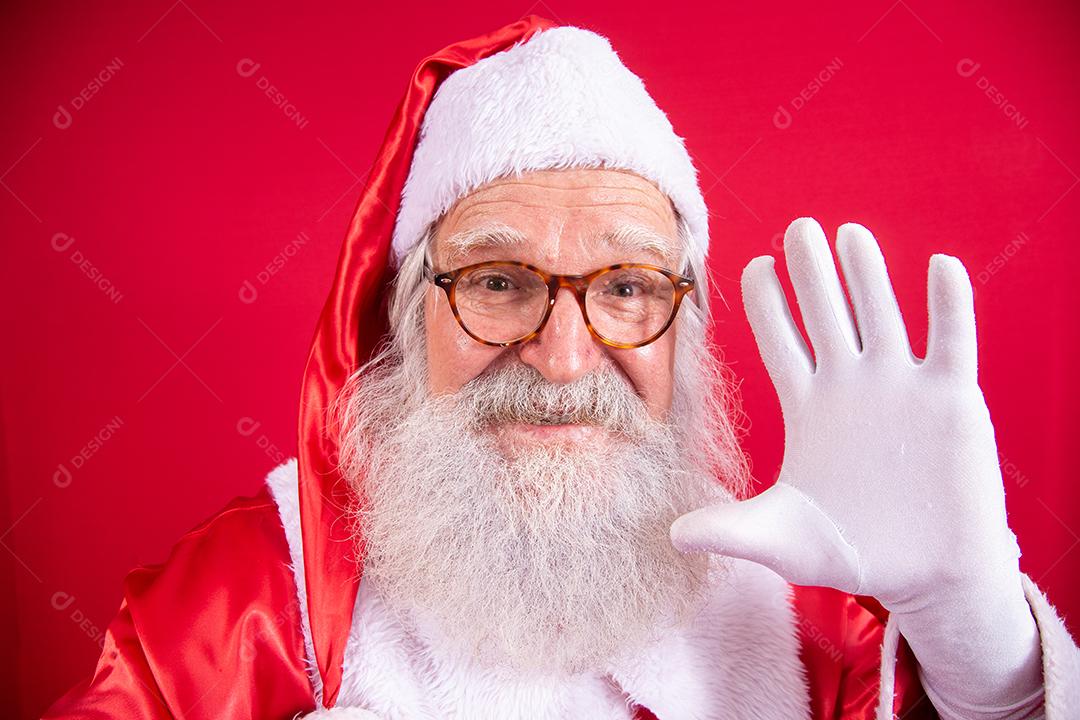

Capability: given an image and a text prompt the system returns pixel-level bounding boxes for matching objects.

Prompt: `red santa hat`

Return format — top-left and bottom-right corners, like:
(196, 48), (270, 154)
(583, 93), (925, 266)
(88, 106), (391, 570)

(390, 23), (709, 267)
(297, 16), (709, 708)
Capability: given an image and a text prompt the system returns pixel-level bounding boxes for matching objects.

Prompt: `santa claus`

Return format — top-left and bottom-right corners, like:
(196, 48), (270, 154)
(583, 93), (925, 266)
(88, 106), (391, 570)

(44, 16), (1079, 720)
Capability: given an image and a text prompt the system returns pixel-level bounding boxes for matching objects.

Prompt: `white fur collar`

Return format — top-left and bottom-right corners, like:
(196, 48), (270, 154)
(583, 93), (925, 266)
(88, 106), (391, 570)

(266, 458), (811, 719)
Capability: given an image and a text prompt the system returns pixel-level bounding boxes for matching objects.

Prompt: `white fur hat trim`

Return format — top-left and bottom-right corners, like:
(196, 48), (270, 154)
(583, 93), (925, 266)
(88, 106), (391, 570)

(390, 26), (709, 267)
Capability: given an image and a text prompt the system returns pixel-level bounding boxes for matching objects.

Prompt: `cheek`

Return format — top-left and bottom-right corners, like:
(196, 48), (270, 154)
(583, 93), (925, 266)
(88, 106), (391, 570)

(425, 290), (502, 393)
(612, 331), (676, 417)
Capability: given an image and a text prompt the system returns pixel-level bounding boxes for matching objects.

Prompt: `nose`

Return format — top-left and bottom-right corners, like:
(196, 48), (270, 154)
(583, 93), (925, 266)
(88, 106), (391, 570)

(517, 287), (605, 384)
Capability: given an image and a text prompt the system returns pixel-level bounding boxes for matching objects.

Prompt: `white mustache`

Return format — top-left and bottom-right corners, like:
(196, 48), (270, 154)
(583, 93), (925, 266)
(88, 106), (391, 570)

(456, 363), (654, 437)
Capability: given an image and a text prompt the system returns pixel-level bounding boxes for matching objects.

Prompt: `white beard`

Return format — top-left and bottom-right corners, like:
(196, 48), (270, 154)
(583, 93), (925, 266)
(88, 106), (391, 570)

(336, 339), (746, 677)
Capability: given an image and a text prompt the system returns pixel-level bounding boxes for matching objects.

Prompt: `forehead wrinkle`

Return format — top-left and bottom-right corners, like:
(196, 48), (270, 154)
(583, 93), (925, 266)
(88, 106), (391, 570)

(455, 198), (665, 213)
(438, 220), (681, 269)
(450, 181), (677, 227)
(464, 186), (668, 209)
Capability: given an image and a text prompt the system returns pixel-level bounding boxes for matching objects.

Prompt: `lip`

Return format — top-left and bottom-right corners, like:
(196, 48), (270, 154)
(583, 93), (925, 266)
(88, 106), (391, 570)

(496, 422), (603, 444)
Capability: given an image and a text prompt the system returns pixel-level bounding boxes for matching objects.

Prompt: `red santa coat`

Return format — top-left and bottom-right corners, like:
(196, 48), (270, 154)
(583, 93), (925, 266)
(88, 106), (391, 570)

(43, 468), (933, 719)
(41, 14), (1080, 719)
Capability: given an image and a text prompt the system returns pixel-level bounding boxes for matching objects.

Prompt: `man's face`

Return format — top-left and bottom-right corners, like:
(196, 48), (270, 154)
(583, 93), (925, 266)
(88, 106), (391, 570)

(336, 167), (737, 676)
(424, 168), (681, 454)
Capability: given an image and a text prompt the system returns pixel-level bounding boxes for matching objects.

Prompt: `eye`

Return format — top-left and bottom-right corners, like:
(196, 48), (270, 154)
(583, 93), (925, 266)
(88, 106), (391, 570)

(600, 271), (656, 298)
(477, 273), (515, 292)
(462, 270), (524, 293)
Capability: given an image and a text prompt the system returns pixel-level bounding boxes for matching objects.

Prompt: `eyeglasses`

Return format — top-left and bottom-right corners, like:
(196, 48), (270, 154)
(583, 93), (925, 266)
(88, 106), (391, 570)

(423, 259), (695, 349)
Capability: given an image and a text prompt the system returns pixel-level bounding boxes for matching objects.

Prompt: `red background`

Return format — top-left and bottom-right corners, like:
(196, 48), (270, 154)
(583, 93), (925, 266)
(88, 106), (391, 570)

(3, 1), (1078, 716)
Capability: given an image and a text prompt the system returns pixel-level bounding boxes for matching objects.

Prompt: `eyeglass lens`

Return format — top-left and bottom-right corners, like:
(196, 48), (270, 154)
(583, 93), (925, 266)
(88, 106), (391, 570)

(453, 264), (677, 345)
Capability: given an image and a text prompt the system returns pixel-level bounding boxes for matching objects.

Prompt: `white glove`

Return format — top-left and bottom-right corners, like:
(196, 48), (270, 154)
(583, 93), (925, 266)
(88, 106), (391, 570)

(671, 218), (1043, 715)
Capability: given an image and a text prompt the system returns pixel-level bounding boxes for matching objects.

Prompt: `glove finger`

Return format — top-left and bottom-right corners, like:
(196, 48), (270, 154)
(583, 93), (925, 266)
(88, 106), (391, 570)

(741, 255), (813, 407)
(670, 483), (861, 592)
(925, 254), (978, 380)
(835, 222), (913, 360)
(783, 218), (862, 367)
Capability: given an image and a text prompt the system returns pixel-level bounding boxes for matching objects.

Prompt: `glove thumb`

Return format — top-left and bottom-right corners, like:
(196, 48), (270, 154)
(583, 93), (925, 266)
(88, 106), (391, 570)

(670, 482), (863, 592)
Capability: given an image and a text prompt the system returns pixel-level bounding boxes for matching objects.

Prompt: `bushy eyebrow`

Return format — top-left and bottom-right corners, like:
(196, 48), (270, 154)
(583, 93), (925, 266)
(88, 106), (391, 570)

(440, 222), (529, 266)
(438, 221), (680, 267)
(596, 224), (679, 264)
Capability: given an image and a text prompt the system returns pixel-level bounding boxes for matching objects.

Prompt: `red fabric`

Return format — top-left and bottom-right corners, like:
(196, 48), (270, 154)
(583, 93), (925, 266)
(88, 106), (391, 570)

(294, 15), (555, 706)
(42, 491), (929, 718)
(42, 490), (315, 719)
(792, 586), (936, 719)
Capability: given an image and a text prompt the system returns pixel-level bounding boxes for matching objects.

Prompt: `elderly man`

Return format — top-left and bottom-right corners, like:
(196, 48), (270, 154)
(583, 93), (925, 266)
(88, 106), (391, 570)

(45, 17), (1078, 720)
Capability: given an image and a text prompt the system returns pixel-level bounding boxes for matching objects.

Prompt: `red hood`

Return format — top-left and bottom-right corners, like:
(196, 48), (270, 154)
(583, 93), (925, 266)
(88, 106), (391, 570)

(296, 16), (558, 708)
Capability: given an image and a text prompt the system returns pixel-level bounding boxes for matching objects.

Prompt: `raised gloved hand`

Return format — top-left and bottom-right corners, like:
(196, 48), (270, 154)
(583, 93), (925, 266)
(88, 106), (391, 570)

(671, 218), (1042, 715)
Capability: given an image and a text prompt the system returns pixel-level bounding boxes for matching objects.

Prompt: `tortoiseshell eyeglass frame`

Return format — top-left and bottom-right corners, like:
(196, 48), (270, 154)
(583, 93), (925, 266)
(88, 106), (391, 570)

(422, 258), (696, 349)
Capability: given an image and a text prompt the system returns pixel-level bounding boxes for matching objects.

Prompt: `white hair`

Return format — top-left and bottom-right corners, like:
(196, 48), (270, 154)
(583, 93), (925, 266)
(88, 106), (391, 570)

(330, 211), (751, 675)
